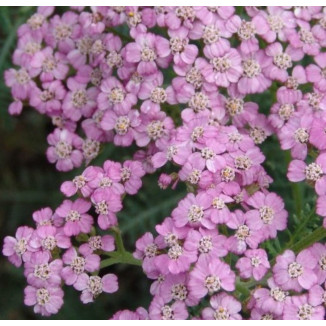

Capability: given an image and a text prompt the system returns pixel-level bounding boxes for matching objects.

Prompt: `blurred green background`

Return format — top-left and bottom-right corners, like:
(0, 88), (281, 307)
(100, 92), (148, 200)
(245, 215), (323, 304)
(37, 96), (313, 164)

(0, 6), (321, 320)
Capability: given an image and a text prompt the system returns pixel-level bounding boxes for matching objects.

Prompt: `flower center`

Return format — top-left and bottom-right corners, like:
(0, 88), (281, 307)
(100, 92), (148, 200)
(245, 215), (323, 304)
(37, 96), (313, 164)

(141, 46), (157, 62)
(235, 155), (252, 170)
(108, 87), (125, 104)
(288, 262), (303, 278)
(226, 98), (244, 116)
(250, 127), (266, 144)
(270, 287), (287, 302)
(42, 236), (57, 251)
(88, 276), (103, 297)
(99, 177), (113, 188)
(187, 205), (204, 223)
(73, 175), (86, 189)
(170, 37), (188, 54)
(34, 263), (51, 280)
(211, 56), (231, 73)
(168, 244), (183, 260)
(72, 89), (88, 108)
(171, 283), (187, 301)
(166, 145), (177, 160)
(236, 225), (250, 240)
(77, 37), (93, 55)
(150, 87), (167, 103)
(261, 314), (274, 320)
(251, 256), (261, 267)
(259, 205), (274, 224)
(286, 76), (299, 89)
(243, 59), (261, 78)
(27, 13), (45, 29)
(221, 166), (235, 182)
(274, 53), (292, 70)
(319, 17), (326, 29)
(115, 116), (130, 135)
(161, 305), (174, 320)
(298, 304), (313, 320)
(88, 236), (102, 251)
(267, 15), (284, 32)
(175, 6), (195, 21)
(191, 126), (204, 142)
(147, 120), (164, 140)
(36, 288), (50, 306)
(55, 140), (72, 159)
(71, 257), (86, 275)
(201, 147), (215, 160)
(91, 39), (104, 55)
(308, 92), (323, 110)
(95, 200), (109, 215)
(40, 90), (54, 102)
(25, 42), (41, 55)
(299, 29), (315, 44)
(205, 275), (221, 293)
(187, 169), (201, 184)
(203, 25), (220, 44)
(212, 197), (225, 209)
(238, 21), (255, 40)
(279, 103), (294, 121)
(228, 131), (243, 143)
(199, 236), (213, 253)
(106, 51), (123, 68)
(189, 92), (209, 112)
(214, 306), (230, 320)
(66, 210), (81, 222)
(83, 139), (100, 160)
(127, 11), (142, 27)
(319, 255), (326, 271)
(164, 233), (178, 246)
(14, 238), (27, 255)
(121, 167), (131, 182)
(294, 128), (309, 144)
(186, 67), (202, 89)
(144, 243), (158, 258)
(15, 69), (30, 84)
(305, 162), (323, 181)
(54, 23), (72, 41)
(91, 68), (102, 86)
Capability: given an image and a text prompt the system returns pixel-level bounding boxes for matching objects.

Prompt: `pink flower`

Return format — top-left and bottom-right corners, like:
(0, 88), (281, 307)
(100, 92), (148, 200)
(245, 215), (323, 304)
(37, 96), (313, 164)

(54, 198), (93, 236)
(283, 294), (325, 320)
(2, 226), (34, 267)
(306, 53), (326, 92)
(24, 251), (62, 287)
(309, 243), (326, 284)
(148, 296), (188, 320)
(74, 273), (118, 303)
(124, 32), (171, 76)
(273, 249), (318, 292)
(237, 50), (272, 94)
(287, 154), (326, 195)
(61, 247), (100, 287)
(202, 293), (242, 320)
(46, 128), (83, 171)
(188, 255), (235, 300)
(111, 307), (148, 320)
(245, 191), (288, 240)
(120, 160), (145, 195)
(79, 235), (115, 256)
(24, 284), (64, 317)
(236, 249), (270, 281)
(172, 192), (214, 229)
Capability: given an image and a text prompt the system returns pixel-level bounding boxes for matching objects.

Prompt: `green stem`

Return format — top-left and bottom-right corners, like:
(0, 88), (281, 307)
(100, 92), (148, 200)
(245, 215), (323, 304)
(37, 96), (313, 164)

(100, 251), (142, 268)
(111, 226), (125, 253)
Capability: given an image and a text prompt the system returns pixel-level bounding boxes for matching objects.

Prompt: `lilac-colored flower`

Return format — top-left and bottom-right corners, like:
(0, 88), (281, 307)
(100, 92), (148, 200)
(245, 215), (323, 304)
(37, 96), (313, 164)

(46, 128), (83, 171)
(61, 247), (100, 287)
(120, 160), (145, 195)
(309, 243), (326, 284)
(283, 294), (325, 320)
(2, 226), (34, 267)
(306, 53), (326, 92)
(74, 273), (118, 303)
(54, 198), (93, 236)
(79, 235), (115, 256)
(24, 284), (64, 316)
(287, 154), (326, 195)
(273, 249), (318, 292)
(111, 307), (148, 320)
(149, 296), (188, 320)
(245, 191), (288, 240)
(202, 293), (242, 320)
(236, 249), (270, 281)
(188, 255), (235, 300)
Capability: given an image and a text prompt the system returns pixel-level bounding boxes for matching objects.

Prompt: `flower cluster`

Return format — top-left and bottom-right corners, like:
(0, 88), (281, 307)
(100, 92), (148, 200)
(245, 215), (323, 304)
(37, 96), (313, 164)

(3, 5), (326, 320)
(3, 158), (145, 316)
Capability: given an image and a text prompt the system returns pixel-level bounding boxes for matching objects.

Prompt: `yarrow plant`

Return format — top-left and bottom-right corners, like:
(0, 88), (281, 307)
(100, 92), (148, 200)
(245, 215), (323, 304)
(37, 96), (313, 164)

(3, 5), (326, 320)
